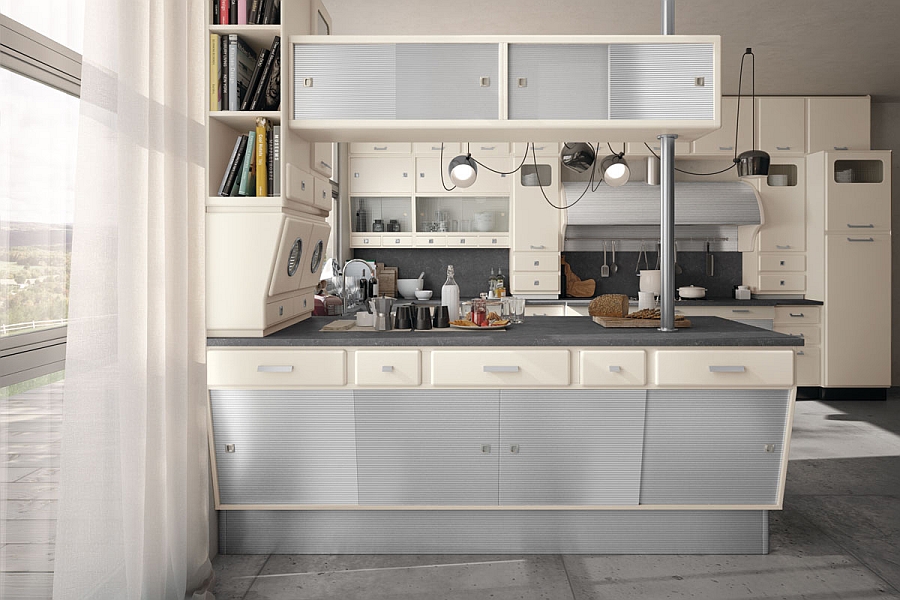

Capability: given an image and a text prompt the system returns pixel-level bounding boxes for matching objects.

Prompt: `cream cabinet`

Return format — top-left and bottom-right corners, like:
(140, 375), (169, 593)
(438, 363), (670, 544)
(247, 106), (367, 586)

(415, 155), (512, 195)
(312, 143), (333, 178)
(413, 142), (461, 155)
(822, 153), (891, 232)
(349, 142), (411, 154)
(807, 97), (871, 153)
(758, 161), (806, 252)
(756, 97), (805, 155)
(431, 349), (570, 387)
(349, 156), (413, 195)
(511, 161), (560, 252)
(655, 350), (794, 388)
(692, 97), (752, 156)
(626, 140), (692, 157)
(774, 306), (822, 387)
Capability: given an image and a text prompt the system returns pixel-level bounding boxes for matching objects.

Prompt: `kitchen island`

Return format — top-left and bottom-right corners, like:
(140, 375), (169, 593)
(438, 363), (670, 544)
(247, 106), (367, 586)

(207, 316), (802, 555)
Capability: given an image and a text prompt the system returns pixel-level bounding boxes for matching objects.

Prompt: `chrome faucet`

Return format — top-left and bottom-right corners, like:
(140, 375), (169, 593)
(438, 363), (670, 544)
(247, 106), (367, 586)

(341, 259), (375, 315)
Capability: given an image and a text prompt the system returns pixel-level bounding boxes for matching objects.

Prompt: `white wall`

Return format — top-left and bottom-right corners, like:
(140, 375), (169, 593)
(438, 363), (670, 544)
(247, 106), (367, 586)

(870, 102), (900, 385)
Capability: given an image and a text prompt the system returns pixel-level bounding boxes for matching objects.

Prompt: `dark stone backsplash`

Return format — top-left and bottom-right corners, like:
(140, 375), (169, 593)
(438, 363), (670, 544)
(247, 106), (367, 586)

(563, 251), (742, 299)
(353, 248), (509, 299)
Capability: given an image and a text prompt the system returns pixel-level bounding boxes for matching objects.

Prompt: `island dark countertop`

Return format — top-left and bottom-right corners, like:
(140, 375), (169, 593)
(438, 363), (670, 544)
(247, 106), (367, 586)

(542, 297), (824, 307)
(208, 316), (804, 348)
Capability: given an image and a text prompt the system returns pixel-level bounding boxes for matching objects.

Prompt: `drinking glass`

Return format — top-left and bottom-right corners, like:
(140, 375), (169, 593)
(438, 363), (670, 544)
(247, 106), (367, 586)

(513, 297), (526, 323)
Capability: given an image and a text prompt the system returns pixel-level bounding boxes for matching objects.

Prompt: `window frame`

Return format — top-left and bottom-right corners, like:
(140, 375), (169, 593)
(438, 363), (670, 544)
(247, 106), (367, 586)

(0, 14), (81, 386)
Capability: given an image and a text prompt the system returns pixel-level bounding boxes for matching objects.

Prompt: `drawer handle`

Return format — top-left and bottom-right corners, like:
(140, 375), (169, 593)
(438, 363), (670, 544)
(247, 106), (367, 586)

(460, 238), (466, 244)
(608, 365), (622, 373)
(530, 244), (546, 250)
(789, 313), (804, 317)
(374, 146), (387, 151)
(492, 238), (498, 244)
(797, 351), (805, 356)
(847, 224), (874, 228)
(533, 261), (540, 266)
(732, 309), (751, 313)
(481, 444), (491, 454)
(509, 444), (520, 454)
(481, 146), (496, 151)
(431, 146), (442, 151)
(534, 280), (540, 286)
(709, 365), (746, 373)
(382, 366), (394, 372)
(780, 260), (786, 266)
(718, 146), (734, 151)
(484, 366), (519, 373)
(301, 181), (306, 191)
(776, 245), (792, 249)
(775, 146), (791, 151)
(395, 239), (401, 244)
(780, 280), (786, 286)
(428, 239), (434, 244)
(257, 365), (294, 373)
(319, 160), (331, 169)
(847, 237), (875, 242)
(834, 146), (849, 151)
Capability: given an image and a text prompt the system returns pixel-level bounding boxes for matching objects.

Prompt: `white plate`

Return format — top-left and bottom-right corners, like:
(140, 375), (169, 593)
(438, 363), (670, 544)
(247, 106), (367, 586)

(450, 323), (508, 330)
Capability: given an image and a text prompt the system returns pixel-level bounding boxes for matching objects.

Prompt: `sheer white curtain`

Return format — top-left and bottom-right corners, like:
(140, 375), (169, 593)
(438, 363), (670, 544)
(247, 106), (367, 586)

(53, 0), (213, 598)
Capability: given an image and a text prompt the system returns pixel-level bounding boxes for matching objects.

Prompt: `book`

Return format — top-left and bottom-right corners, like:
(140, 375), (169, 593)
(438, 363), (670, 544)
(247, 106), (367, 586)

(229, 0), (237, 24)
(249, 36), (280, 111)
(213, 0), (219, 26)
(220, 35), (228, 111)
(248, 0), (261, 24)
(267, 123), (274, 196)
(237, 130), (256, 196)
(219, 0), (228, 24)
(271, 125), (281, 197)
(255, 118), (268, 197)
(256, 0), (271, 24)
(227, 34), (258, 111)
(262, 0), (280, 24)
(218, 134), (248, 197)
(209, 34), (219, 112)
(237, 0), (247, 24)
(240, 48), (268, 111)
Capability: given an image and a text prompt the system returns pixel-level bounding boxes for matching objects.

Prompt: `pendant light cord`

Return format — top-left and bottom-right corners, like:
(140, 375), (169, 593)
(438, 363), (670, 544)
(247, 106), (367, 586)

(642, 143), (737, 176)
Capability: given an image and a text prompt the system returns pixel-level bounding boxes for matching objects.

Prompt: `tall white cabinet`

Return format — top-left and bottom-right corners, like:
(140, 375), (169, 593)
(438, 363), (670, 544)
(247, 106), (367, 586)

(806, 151), (892, 388)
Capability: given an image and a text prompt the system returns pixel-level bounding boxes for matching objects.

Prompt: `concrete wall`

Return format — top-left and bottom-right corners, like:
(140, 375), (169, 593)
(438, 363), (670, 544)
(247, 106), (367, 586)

(870, 102), (900, 385)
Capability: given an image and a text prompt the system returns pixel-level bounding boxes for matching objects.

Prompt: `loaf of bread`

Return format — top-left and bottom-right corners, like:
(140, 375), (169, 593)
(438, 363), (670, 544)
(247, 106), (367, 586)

(588, 294), (630, 317)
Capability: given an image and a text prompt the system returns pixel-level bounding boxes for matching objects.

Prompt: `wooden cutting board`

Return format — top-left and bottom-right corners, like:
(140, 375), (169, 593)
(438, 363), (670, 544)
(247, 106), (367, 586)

(319, 319), (357, 331)
(593, 316), (692, 328)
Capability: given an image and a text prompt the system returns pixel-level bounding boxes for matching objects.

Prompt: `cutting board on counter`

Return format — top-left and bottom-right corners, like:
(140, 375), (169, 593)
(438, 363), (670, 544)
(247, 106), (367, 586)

(593, 316), (692, 328)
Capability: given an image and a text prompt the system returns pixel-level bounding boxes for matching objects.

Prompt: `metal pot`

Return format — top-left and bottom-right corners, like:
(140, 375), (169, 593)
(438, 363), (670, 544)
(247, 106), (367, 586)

(678, 285), (706, 299)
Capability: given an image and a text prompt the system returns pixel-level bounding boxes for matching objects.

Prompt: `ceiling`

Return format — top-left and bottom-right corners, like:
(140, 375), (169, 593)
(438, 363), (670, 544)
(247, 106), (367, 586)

(326, 0), (900, 102)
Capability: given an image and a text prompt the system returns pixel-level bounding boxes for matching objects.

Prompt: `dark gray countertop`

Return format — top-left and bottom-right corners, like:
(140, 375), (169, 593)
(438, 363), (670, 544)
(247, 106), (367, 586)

(543, 297), (824, 307)
(208, 316), (804, 348)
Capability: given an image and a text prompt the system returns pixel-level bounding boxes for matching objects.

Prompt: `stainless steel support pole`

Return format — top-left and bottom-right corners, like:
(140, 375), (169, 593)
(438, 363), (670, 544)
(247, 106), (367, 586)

(662, 0), (674, 35)
(658, 134), (677, 332)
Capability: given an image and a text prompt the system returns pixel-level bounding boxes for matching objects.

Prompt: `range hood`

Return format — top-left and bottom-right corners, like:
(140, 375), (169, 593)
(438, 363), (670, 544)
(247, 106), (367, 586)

(563, 181), (763, 253)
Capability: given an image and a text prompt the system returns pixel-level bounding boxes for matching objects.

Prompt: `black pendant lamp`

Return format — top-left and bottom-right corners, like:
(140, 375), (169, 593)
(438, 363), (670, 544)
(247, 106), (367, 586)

(734, 48), (770, 178)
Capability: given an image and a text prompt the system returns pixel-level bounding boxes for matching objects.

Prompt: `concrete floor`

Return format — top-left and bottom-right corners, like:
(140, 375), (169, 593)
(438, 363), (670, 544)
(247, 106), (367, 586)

(212, 396), (900, 600)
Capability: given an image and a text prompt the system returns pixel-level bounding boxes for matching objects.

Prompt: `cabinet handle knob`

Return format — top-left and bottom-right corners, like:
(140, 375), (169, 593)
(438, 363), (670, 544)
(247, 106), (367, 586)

(834, 146), (849, 151)
(483, 365), (519, 373)
(775, 146), (791, 151)
(709, 365), (745, 373)
(780, 261), (786, 266)
(790, 313), (804, 317)
(381, 365), (394, 372)
(533, 280), (540, 286)
(510, 444), (520, 454)
(732, 309), (751, 313)
(847, 224), (874, 228)
(847, 237), (875, 242)
(481, 444), (491, 454)
(518, 77), (528, 88)
(780, 280), (786, 286)
(530, 245), (546, 250)
(797, 351), (805, 356)
(225, 444), (236, 453)
(374, 146), (387, 151)
(718, 146), (734, 151)
(481, 146), (495, 151)
(608, 365), (622, 373)
(479, 76), (491, 87)
(257, 365), (293, 373)
(776, 245), (791, 249)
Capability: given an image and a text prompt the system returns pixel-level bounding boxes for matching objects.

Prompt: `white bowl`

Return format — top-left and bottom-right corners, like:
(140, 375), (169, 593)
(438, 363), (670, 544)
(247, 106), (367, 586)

(415, 290), (433, 300)
(397, 278), (423, 299)
(678, 285), (707, 299)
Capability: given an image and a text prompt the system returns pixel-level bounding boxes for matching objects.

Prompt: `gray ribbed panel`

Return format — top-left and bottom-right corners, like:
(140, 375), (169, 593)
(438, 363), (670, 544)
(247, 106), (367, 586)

(354, 390), (500, 505)
(396, 44), (498, 119)
(608, 44), (714, 120)
(508, 44), (609, 120)
(563, 182), (761, 226)
(641, 390), (790, 505)
(218, 509), (768, 554)
(564, 224), (738, 253)
(210, 390), (358, 505)
(499, 390), (645, 505)
(293, 44), (396, 119)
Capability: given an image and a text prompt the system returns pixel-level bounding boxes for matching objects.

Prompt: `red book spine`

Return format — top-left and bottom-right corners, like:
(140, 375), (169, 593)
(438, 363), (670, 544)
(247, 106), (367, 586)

(219, 0), (228, 24)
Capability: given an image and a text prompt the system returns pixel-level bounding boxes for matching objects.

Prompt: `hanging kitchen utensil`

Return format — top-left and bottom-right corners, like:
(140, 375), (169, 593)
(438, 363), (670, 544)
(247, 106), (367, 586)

(674, 241), (683, 275)
(635, 242), (645, 275)
(611, 241), (618, 274)
(706, 241), (715, 277)
(655, 241), (660, 269)
(600, 241), (609, 278)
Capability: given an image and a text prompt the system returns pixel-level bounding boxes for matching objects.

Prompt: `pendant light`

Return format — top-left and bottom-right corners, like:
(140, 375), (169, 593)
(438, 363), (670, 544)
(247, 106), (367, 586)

(599, 152), (630, 186)
(448, 154), (478, 188)
(560, 142), (596, 173)
(734, 48), (770, 178)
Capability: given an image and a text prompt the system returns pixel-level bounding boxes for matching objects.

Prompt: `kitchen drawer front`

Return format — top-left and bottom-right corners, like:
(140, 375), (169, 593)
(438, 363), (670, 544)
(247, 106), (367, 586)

(313, 176), (332, 211)
(447, 235), (479, 247)
(512, 272), (559, 293)
(655, 350), (794, 387)
(524, 304), (565, 317)
(285, 164), (315, 207)
(514, 142), (557, 156)
(350, 142), (411, 154)
(478, 235), (509, 247)
(208, 349), (347, 387)
(382, 235), (413, 247)
(774, 306), (821, 325)
(759, 254), (806, 272)
(416, 235), (448, 247)
(758, 273), (806, 292)
(794, 347), (821, 386)
(349, 157), (412, 194)
(580, 350), (647, 386)
(774, 324), (821, 346)
(512, 251), (559, 272)
(350, 234), (382, 248)
(413, 142), (460, 155)
(356, 350), (421, 387)
(677, 306), (775, 321)
(265, 294), (312, 327)
(467, 142), (509, 156)
(431, 350), (570, 387)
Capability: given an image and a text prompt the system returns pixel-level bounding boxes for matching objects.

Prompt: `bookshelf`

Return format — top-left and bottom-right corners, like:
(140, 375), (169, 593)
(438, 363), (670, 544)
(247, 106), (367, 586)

(205, 0), (334, 337)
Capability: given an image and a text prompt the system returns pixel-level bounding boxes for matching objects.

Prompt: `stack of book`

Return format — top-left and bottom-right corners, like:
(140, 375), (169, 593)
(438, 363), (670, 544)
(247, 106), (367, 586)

(212, 0), (280, 25)
(209, 35), (281, 112)
(217, 118), (281, 198)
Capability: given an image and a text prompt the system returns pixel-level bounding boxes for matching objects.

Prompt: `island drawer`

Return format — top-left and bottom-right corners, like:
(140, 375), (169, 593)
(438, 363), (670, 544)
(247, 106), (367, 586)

(356, 350), (421, 386)
(655, 350), (794, 387)
(208, 349), (347, 387)
(512, 252), (560, 272)
(676, 306), (775, 320)
(580, 350), (646, 386)
(774, 306), (821, 324)
(774, 325), (821, 346)
(795, 347), (821, 386)
(524, 304), (565, 317)
(431, 350), (570, 387)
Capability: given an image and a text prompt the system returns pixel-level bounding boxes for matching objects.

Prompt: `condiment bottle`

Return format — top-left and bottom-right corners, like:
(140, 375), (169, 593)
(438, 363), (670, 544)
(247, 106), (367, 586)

(441, 265), (460, 321)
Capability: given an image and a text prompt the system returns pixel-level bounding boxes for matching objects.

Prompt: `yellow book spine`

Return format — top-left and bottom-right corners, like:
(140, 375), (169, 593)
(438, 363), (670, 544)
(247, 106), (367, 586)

(210, 34), (219, 112)
(255, 117), (268, 197)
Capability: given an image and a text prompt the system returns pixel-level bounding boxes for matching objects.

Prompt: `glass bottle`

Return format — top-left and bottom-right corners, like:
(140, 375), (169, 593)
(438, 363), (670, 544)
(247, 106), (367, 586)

(441, 265), (460, 321)
(488, 267), (496, 298)
(496, 267), (506, 297)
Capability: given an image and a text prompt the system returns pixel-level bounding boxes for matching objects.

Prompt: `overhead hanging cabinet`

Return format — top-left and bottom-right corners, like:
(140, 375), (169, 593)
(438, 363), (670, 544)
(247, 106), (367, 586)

(289, 35), (721, 142)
